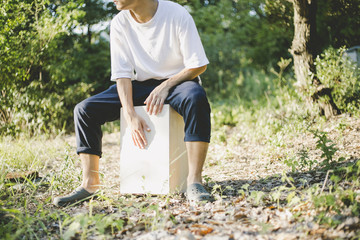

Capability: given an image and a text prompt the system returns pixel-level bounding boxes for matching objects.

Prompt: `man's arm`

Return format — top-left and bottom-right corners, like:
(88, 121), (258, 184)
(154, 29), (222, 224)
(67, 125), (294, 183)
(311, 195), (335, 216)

(117, 78), (150, 149)
(144, 65), (207, 115)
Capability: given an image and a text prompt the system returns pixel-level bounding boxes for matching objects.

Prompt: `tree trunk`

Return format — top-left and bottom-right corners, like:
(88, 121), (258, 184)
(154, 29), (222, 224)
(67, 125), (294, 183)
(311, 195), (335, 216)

(87, 24), (92, 44)
(290, 0), (340, 118)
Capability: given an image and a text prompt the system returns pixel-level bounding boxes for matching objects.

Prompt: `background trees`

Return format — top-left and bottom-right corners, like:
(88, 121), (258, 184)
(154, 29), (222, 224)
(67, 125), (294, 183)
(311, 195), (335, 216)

(1, 0), (359, 135)
(0, 0), (115, 135)
(288, 0), (341, 118)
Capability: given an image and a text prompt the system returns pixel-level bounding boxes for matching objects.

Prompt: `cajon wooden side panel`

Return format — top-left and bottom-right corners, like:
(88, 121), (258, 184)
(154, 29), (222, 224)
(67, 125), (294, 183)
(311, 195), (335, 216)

(169, 108), (188, 192)
(119, 105), (188, 194)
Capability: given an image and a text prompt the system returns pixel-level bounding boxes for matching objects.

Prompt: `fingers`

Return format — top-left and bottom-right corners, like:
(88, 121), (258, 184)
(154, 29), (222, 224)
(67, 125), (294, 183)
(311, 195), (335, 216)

(144, 94), (157, 115)
(130, 118), (151, 149)
(152, 99), (164, 115)
(155, 99), (165, 115)
(144, 84), (169, 115)
(144, 96), (152, 113)
(144, 95), (165, 115)
(131, 128), (147, 149)
(131, 132), (141, 148)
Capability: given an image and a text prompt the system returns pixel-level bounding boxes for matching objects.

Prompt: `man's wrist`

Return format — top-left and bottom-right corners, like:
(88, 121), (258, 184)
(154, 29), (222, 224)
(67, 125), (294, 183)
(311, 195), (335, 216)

(123, 107), (137, 118)
(162, 78), (175, 91)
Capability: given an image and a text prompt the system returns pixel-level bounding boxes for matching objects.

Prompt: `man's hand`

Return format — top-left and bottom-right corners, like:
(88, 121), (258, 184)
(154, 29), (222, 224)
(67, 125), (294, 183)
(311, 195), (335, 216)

(125, 113), (151, 149)
(116, 78), (151, 149)
(144, 66), (207, 115)
(144, 82), (170, 115)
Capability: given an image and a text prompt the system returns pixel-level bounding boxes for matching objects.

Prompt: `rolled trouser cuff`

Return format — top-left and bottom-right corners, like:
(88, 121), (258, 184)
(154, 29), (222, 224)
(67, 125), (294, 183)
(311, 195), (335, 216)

(76, 147), (102, 158)
(184, 134), (210, 143)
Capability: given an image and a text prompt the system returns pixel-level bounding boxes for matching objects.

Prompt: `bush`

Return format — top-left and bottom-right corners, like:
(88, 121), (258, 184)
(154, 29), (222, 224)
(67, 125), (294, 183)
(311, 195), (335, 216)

(0, 82), (93, 136)
(315, 47), (360, 113)
(0, 0), (112, 136)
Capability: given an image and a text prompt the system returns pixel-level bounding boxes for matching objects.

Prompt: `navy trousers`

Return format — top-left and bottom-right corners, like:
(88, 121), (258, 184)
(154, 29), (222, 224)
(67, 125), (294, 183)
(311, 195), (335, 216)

(74, 79), (211, 157)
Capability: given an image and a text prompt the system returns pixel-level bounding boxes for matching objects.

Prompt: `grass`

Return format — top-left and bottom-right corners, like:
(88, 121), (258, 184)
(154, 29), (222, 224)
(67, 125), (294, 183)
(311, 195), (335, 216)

(0, 134), (180, 239)
(1, 70), (360, 238)
(207, 79), (360, 236)
(0, 132), (191, 239)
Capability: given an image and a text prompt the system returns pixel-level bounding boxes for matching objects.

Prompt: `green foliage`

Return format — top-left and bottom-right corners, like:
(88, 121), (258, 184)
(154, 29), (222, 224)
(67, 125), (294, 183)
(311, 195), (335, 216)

(1, 0), (359, 135)
(297, 148), (317, 171)
(316, 0), (360, 49)
(284, 145), (319, 173)
(270, 185), (289, 208)
(0, 0), (114, 136)
(314, 47), (360, 113)
(333, 160), (360, 183)
(264, 0), (360, 54)
(1, 81), (94, 136)
(284, 149), (316, 173)
(284, 129), (344, 172)
(0, 136), (175, 238)
(249, 191), (265, 205)
(0, 0), (84, 86)
(175, 0), (294, 98)
(312, 187), (360, 227)
(310, 130), (341, 168)
(62, 211), (125, 239)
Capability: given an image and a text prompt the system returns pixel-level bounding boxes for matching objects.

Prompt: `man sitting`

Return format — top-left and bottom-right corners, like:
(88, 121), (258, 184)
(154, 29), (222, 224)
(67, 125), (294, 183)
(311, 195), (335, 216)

(54, 0), (212, 206)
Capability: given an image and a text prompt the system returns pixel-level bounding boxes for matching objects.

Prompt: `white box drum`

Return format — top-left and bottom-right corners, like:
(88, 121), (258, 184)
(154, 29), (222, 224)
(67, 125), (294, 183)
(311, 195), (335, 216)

(120, 104), (188, 194)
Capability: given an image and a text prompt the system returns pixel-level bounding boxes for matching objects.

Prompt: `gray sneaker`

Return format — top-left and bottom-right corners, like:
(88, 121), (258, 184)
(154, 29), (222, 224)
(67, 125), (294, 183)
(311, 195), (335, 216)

(186, 183), (212, 202)
(53, 187), (97, 207)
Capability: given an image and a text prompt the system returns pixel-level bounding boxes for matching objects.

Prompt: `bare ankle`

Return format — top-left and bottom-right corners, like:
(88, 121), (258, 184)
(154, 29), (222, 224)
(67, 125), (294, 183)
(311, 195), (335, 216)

(81, 178), (100, 193)
(187, 175), (202, 186)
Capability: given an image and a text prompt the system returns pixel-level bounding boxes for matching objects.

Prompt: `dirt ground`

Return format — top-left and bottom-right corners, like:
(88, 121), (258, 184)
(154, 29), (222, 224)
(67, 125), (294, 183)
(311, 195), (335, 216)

(62, 115), (360, 239)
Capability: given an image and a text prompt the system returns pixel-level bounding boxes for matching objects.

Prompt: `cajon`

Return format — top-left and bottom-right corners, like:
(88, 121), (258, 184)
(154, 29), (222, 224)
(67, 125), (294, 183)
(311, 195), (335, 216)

(119, 104), (188, 194)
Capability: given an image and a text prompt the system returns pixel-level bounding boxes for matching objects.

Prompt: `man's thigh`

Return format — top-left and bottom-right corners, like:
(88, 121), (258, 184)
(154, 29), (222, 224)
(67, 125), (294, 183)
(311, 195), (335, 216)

(81, 79), (205, 124)
(76, 84), (121, 124)
(79, 80), (162, 120)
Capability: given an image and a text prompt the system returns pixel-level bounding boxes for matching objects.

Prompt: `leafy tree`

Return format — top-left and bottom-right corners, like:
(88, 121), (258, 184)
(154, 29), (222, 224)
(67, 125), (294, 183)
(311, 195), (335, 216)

(1, 0), (359, 135)
(1, 0), (83, 134)
(174, 0), (294, 98)
(317, 0), (360, 49)
(267, 0), (359, 117)
(0, 0), (115, 135)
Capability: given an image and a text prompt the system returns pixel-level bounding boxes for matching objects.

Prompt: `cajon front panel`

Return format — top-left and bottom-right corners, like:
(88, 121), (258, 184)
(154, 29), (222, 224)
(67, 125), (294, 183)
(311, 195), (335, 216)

(119, 105), (188, 194)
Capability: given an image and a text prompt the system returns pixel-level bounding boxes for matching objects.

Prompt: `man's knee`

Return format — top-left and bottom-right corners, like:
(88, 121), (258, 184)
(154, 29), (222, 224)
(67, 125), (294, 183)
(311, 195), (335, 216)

(184, 87), (209, 109)
(74, 99), (90, 118)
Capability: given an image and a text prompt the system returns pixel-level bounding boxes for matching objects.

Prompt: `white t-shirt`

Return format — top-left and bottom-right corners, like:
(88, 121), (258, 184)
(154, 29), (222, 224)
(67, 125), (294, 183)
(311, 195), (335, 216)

(110, 0), (209, 81)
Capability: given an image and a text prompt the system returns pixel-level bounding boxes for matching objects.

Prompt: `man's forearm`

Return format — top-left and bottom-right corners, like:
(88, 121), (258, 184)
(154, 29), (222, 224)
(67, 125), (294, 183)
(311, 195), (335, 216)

(116, 78), (136, 117)
(162, 65), (207, 90)
(116, 78), (150, 149)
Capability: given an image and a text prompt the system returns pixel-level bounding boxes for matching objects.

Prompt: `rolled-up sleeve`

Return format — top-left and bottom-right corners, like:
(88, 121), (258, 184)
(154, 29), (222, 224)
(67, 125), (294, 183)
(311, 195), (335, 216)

(110, 20), (133, 81)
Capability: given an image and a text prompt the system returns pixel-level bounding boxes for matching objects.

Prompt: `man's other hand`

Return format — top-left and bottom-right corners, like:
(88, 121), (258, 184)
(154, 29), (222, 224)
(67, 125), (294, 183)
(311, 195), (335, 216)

(144, 82), (170, 115)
